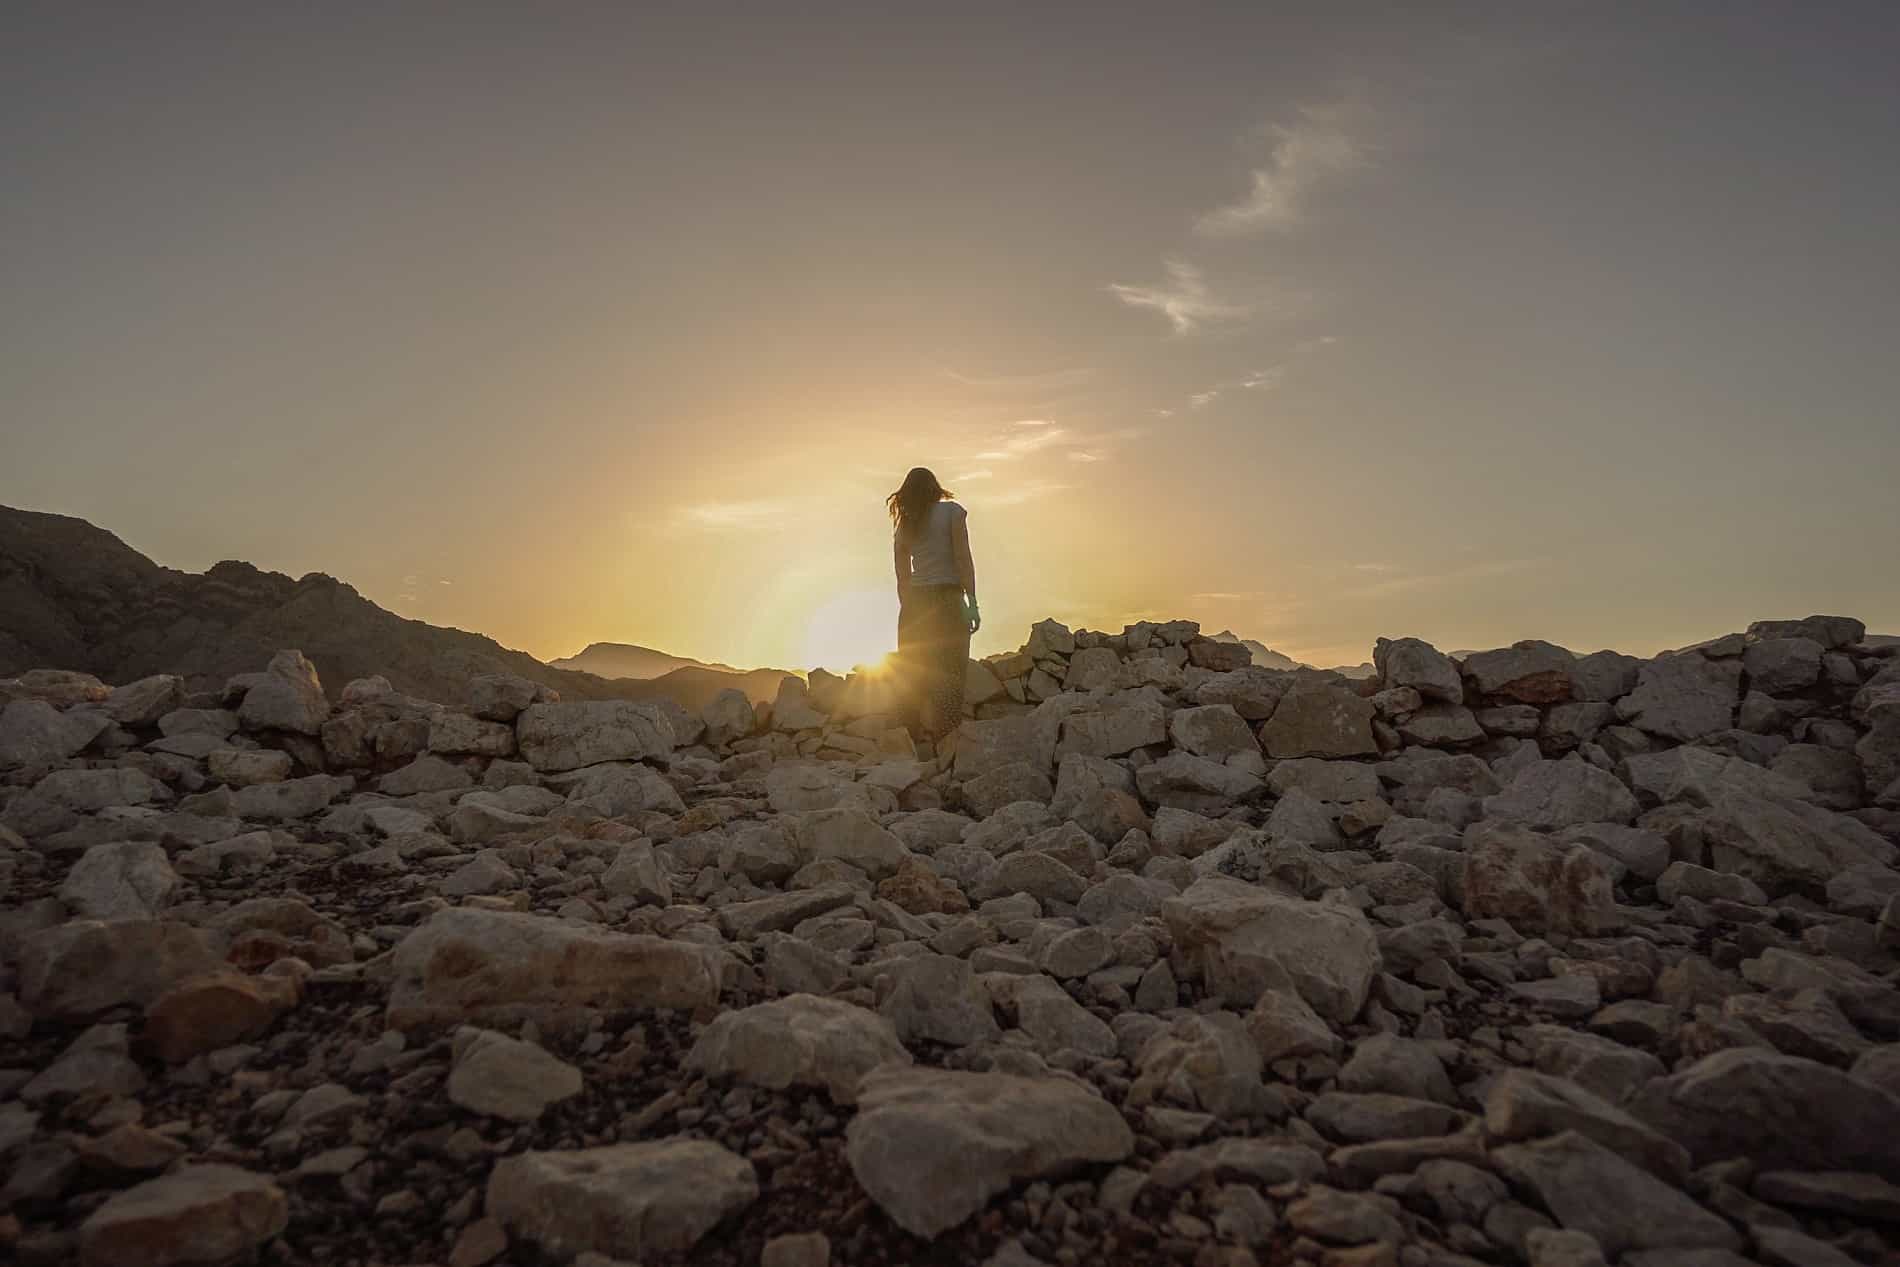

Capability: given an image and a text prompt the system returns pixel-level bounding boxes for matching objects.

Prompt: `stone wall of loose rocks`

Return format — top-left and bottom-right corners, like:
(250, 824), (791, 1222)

(1, 613), (1898, 1267)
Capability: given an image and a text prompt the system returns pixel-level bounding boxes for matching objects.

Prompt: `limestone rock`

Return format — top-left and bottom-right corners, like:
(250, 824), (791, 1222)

(386, 908), (725, 1028)
(1136, 752), (1263, 813)
(486, 1139), (757, 1260)
(145, 972), (299, 1064)
(19, 920), (222, 1020)
(877, 954), (1000, 1047)
(447, 1026), (584, 1122)
(467, 673), (542, 721)
(0, 698), (108, 769)
(60, 842), (178, 922)
(515, 700), (675, 772)
(1628, 1047), (1900, 1172)
(1617, 653), (1742, 741)
(1375, 637), (1463, 704)
(1462, 641), (1576, 703)
(1260, 681), (1378, 759)
(1491, 1131), (1742, 1256)
(1461, 822), (1617, 936)
(686, 994), (911, 1103)
(791, 808), (910, 879)
(1163, 876), (1381, 1020)
(845, 1067), (1133, 1238)
(235, 650), (330, 735)
(206, 748), (292, 787)
(79, 1164), (288, 1267)
(1484, 760), (1640, 830)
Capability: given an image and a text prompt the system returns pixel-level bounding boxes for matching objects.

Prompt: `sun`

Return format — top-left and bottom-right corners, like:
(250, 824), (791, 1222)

(801, 587), (899, 674)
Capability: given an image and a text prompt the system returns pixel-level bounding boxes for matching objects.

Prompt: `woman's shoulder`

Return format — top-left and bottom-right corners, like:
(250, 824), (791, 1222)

(943, 499), (967, 518)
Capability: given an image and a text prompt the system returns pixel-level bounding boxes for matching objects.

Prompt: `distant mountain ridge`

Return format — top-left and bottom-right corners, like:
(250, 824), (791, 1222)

(1208, 629), (1375, 679)
(0, 505), (792, 711)
(551, 642), (741, 680)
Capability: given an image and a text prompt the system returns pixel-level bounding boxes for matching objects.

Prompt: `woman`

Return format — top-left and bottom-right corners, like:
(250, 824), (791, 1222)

(888, 467), (980, 743)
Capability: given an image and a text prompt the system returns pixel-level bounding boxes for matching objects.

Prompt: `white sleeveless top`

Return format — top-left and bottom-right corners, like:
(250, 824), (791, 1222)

(902, 501), (966, 587)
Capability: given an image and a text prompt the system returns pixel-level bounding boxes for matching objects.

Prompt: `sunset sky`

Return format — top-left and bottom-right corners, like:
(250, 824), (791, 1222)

(5, 4), (1898, 673)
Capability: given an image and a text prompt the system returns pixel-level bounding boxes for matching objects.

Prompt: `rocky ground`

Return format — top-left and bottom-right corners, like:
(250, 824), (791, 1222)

(3, 614), (1900, 1267)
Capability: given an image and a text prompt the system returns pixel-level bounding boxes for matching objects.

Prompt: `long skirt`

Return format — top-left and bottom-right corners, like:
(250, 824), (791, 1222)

(896, 584), (969, 741)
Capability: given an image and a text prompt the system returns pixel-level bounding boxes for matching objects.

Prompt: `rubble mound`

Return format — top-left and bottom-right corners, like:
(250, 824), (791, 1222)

(3, 610), (1898, 1267)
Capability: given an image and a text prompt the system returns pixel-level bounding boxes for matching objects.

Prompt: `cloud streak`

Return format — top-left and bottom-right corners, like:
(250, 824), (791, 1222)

(1196, 101), (1371, 236)
(681, 500), (791, 530)
(1107, 259), (1252, 335)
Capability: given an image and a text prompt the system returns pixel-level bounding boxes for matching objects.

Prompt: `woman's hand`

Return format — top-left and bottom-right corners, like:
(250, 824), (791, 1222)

(964, 594), (981, 634)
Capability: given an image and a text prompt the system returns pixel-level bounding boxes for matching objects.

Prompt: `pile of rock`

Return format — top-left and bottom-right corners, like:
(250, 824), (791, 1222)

(2, 613), (1898, 1267)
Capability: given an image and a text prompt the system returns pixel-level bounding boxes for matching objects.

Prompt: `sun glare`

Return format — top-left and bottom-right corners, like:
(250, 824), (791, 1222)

(801, 587), (899, 674)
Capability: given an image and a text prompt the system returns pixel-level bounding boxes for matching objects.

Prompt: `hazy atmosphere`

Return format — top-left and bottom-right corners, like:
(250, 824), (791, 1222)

(6, 2), (1898, 671)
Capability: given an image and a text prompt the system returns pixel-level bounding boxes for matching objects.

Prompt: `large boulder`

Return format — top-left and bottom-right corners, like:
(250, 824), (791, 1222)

(1168, 704), (1260, 762)
(1616, 652), (1742, 741)
(790, 808), (910, 879)
(0, 698), (109, 769)
(446, 1027), (584, 1122)
(1163, 876), (1381, 1021)
(1483, 759), (1639, 830)
(235, 650), (330, 735)
(60, 842), (179, 922)
(514, 701), (675, 773)
(1627, 1048), (1900, 1173)
(1375, 638), (1463, 704)
(78, 1164), (288, 1267)
(1700, 787), (1894, 894)
(1136, 752), (1263, 814)
(1056, 691), (1169, 760)
(844, 1068), (1133, 1237)
(553, 762), (685, 816)
(1461, 822), (1617, 936)
(385, 908), (725, 1028)
(1260, 681), (1377, 759)
(1491, 1132), (1742, 1256)
(486, 1139), (757, 1260)
(1461, 641), (1575, 703)
(687, 994), (911, 1103)
(1746, 615), (1865, 649)
(954, 711), (1061, 779)
(18, 920), (222, 1021)
(1743, 637), (1824, 694)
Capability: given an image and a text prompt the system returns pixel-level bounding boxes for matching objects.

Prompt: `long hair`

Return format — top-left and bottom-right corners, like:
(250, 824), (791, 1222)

(886, 467), (951, 541)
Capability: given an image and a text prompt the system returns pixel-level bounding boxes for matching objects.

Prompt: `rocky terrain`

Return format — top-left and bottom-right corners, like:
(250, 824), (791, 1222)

(3, 610), (1900, 1267)
(0, 505), (791, 712)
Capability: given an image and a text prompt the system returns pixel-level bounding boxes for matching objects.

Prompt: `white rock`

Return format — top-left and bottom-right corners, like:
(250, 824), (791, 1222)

(845, 1067), (1133, 1237)
(515, 700), (675, 773)
(447, 1026), (583, 1122)
(686, 994), (911, 1103)
(487, 1138), (757, 1260)
(60, 842), (178, 922)
(235, 650), (330, 735)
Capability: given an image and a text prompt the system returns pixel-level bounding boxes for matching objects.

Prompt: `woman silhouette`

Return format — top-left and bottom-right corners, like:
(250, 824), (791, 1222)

(888, 467), (979, 743)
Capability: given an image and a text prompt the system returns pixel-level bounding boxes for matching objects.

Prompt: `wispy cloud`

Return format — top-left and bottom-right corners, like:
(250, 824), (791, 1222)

(1193, 591), (1267, 601)
(1014, 418), (1054, 427)
(1196, 101), (1371, 236)
(1108, 259), (1252, 335)
(1340, 558), (1540, 600)
(681, 500), (791, 530)
(1240, 367), (1285, 391)
(941, 366), (1096, 393)
(1068, 451), (1103, 463)
(969, 480), (1072, 507)
(1189, 389), (1220, 409)
(956, 468), (995, 481)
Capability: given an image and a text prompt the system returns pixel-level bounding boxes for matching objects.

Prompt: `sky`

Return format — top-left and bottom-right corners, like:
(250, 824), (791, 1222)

(4, 2), (1898, 673)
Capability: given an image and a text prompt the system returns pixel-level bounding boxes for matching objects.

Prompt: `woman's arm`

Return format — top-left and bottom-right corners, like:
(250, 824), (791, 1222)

(952, 512), (979, 632)
(893, 533), (910, 597)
